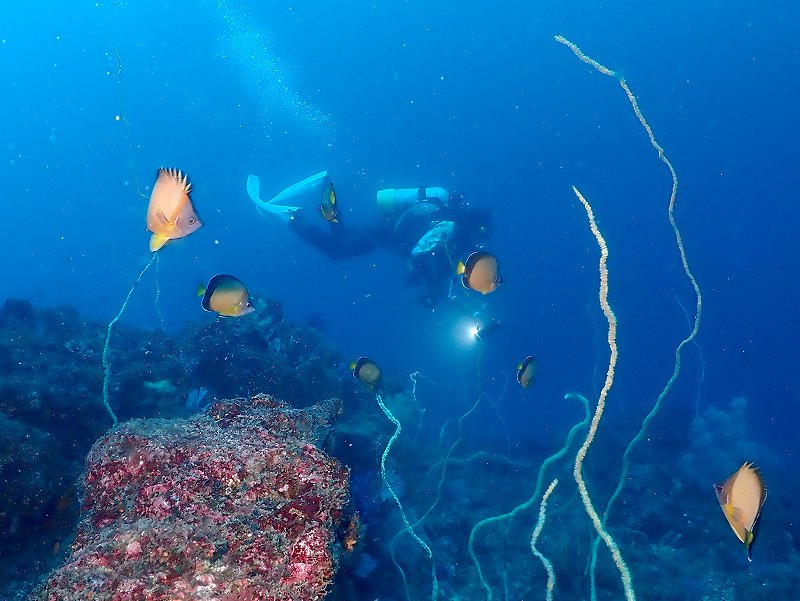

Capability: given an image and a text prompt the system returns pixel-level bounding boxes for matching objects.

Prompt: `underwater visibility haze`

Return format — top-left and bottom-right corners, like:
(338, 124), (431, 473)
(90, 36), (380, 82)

(1, 0), (799, 599)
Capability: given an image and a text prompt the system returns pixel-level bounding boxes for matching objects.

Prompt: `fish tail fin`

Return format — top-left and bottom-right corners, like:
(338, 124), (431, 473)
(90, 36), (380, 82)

(456, 261), (466, 275)
(150, 234), (169, 252)
(745, 530), (754, 561)
(196, 282), (206, 297)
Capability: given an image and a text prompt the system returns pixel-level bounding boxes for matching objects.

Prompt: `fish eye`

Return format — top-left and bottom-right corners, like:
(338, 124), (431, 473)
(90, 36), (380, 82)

(188, 218), (196, 224)
(714, 485), (723, 493)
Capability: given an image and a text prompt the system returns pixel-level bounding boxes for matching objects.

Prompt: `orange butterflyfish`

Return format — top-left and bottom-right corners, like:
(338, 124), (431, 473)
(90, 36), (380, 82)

(714, 461), (767, 561)
(342, 512), (361, 552)
(200, 274), (255, 317)
(146, 168), (203, 252)
(351, 356), (382, 391)
(516, 356), (538, 388)
(456, 251), (502, 294)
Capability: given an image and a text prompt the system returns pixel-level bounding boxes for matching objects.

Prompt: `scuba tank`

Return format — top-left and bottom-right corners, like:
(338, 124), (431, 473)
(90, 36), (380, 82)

(376, 187), (450, 213)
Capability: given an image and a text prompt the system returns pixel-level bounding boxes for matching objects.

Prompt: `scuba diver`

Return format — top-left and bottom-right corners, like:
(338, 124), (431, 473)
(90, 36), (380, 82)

(246, 171), (492, 307)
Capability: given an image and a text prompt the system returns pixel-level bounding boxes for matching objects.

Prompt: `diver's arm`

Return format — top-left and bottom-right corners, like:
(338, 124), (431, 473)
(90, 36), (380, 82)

(288, 218), (390, 260)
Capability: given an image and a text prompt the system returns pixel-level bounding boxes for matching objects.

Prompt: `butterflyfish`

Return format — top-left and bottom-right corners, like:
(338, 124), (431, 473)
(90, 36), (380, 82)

(351, 356), (382, 391)
(200, 274), (255, 317)
(318, 182), (339, 223)
(342, 512), (361, 552)
(714, 461), (767, 560)
(146, 168), (203, 252)
(517, 356), (538, 388)
(456, 251), (502, 294)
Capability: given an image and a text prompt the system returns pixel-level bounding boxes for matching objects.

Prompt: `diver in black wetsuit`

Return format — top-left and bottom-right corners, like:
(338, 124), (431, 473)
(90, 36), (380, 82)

(288, 185), (492, 307)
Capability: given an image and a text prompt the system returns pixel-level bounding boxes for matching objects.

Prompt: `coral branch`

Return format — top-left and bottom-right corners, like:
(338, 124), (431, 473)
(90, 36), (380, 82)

(555, 35), (703, 601)
(376, 393), (439, 601)
(571, 186), (635, 601)
(554, 35), (616, 77)
(530, 479), (559, 601)
(468, 392), (590, 601)
(101, 252), (158, 428)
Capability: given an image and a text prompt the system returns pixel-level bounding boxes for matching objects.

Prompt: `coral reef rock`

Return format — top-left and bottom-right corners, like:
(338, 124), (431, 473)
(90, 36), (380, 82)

(30, 394), (349, 601)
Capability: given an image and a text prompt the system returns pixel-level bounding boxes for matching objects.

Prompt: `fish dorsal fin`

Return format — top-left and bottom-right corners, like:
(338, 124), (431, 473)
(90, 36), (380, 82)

(156, 168), (192, 210)
(164, 167), (191, 194)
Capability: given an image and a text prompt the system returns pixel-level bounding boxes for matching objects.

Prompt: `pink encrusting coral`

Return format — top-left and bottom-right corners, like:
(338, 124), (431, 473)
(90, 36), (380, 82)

(30, 394), (349, 601)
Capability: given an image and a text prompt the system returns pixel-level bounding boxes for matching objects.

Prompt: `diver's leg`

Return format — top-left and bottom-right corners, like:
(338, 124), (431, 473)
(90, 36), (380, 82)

(288, 217), (388, 261)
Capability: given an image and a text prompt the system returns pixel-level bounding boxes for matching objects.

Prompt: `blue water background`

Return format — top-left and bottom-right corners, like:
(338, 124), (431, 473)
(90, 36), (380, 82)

(1, 0), (799, 594)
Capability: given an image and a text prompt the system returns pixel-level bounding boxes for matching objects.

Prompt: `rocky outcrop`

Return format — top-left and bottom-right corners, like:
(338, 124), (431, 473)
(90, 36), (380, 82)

(31, 394), (348, 601)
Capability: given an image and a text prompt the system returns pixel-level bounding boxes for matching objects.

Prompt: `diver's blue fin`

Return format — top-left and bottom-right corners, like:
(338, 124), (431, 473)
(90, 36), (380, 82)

(269, 171), (330, 205)
(246, 174), (301, 219)
(246, 174), (261, 204)
(247, 172), (331, 219)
